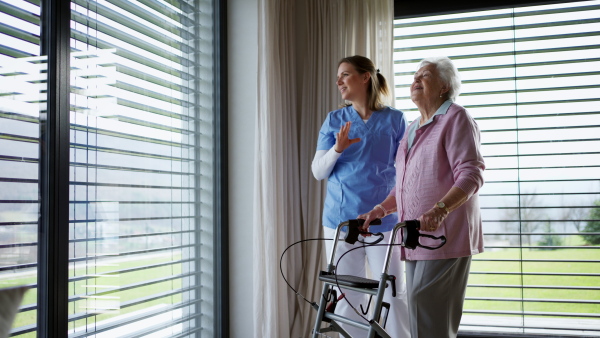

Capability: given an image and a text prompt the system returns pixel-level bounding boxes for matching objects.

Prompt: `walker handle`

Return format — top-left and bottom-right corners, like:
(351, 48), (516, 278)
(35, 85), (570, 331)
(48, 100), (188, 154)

(402, 220), (447, 250)
(344, 218), (381, 244)
(351, 218), (382, 227)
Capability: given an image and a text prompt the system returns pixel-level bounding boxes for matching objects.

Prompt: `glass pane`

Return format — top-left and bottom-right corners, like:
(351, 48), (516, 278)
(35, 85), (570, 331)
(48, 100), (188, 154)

(0, 0), (43, 336)
(68, 0), (214, 336)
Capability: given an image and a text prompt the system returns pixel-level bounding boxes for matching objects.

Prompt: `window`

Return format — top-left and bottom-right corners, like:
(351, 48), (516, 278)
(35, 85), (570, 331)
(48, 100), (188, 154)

(1, 0), (45, 334)
(393, 0), (600, 336)
(0, 0), (224, 336)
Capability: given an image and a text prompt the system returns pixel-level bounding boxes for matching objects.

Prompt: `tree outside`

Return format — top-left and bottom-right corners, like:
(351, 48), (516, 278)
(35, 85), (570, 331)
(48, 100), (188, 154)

(502, 193), (544, 247)
(582, 200), (600, 245)
(538, 221), (564, 249)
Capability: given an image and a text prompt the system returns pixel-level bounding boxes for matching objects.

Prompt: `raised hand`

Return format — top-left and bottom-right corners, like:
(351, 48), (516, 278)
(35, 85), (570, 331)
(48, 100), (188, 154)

(334, 121), (361, 153)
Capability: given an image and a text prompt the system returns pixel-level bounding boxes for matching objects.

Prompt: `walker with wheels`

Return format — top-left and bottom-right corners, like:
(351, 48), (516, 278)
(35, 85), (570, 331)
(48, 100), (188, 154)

(309, 219), (446, 338)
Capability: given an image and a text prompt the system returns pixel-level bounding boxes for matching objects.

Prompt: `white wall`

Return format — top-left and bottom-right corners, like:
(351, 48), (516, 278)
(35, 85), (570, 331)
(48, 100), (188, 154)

(227, 0), (257, 336)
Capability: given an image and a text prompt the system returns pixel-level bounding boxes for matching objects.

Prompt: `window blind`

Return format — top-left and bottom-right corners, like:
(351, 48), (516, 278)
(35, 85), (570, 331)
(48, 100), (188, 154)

(0, 0), (217, 336)
(0, 0), (44, 335)
(393, 0), (600, 336)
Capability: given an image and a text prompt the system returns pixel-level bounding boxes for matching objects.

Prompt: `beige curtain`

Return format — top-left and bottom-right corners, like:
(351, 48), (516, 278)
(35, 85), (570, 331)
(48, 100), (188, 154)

(253, 0), (301, 337)
(253, 1), (394, 337)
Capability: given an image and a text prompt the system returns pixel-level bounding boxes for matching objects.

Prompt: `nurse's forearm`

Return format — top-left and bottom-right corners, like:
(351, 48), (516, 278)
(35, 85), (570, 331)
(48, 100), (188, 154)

(311, 148), (341, 180)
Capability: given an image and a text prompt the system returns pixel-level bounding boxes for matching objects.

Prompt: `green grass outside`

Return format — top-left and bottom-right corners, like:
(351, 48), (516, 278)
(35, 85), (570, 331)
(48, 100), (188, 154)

(465, 236), (600, 317)
(4, 239), (598, 335)
(5, 253), (185, 334)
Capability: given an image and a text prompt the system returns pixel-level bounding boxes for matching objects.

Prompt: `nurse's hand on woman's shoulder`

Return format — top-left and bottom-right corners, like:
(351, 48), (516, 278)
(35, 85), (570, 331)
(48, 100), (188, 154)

(334, 121), (361, 153)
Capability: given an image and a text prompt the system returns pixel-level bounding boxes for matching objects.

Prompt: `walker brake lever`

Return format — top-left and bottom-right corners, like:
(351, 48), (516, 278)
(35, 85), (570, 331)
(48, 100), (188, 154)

(402, 220), (447, 250)
(387, 275), (397, 297)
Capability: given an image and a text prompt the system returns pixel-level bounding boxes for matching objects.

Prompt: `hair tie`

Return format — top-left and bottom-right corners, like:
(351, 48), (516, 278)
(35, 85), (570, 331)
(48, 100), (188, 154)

(376, 68), (380, 73)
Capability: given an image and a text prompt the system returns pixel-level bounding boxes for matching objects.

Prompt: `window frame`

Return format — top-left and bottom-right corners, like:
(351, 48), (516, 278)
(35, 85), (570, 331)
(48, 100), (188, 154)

(38, 0), (71, 334)
(394, 0), (583, 18)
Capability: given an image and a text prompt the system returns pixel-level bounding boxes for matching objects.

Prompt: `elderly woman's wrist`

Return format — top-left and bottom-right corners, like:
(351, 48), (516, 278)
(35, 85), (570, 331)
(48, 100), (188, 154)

(374, 204), (387, 217)
(435, 201), (450, 214)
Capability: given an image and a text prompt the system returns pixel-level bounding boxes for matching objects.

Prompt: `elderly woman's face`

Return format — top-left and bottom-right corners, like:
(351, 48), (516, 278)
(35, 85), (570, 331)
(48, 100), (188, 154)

(410, 63), (446, 105)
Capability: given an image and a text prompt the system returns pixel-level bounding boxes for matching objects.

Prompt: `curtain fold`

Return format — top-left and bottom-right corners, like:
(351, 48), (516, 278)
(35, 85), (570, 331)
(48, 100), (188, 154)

(254, 0), (302, 337)
(253, 1), (394, 337)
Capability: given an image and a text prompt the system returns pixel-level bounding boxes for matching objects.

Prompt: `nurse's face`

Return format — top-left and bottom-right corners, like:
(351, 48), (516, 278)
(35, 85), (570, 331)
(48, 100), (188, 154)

(336, 62), (369, 103)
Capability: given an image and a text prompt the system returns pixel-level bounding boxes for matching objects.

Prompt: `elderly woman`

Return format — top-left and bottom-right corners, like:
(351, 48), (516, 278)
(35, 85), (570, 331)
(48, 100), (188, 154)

(359, 56), (485, 338)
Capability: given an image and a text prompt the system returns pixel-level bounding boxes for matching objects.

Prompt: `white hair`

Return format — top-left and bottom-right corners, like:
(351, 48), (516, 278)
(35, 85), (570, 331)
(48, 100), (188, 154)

(418, 56), (461, 102)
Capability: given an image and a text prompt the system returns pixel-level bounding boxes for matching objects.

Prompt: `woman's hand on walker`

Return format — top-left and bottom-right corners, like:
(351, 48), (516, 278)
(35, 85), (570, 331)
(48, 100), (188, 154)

(334, 121), (361, 153)
(418, 206), (448, 232)
(357, 206), (386, 235)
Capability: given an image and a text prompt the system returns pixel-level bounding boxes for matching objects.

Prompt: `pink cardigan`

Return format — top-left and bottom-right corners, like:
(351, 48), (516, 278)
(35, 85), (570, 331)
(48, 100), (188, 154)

(389, 103), (485, 260)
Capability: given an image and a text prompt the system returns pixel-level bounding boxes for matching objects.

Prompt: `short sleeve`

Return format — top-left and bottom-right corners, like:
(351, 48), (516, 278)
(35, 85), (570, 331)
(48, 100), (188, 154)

(316, 113), (335, 151)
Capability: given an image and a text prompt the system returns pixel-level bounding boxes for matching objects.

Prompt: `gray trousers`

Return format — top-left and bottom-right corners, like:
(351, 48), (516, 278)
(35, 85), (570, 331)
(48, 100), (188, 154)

(405, 256), (472, 338)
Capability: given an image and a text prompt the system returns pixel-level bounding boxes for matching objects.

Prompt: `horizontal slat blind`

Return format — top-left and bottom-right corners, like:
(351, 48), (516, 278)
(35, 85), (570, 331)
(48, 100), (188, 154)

(393, 0), (600, 336)
(0, 0), (216, 336)
(0, 0), (43, 334)
(68, 0), (215, 336)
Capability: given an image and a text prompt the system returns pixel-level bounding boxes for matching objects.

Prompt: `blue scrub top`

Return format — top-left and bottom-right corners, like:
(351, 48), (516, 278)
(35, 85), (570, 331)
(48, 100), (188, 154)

(317, 105), (407, 232)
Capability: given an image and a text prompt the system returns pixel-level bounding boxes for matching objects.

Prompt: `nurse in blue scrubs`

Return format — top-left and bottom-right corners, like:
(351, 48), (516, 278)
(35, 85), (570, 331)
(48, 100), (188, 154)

(312, 55), (410, 337)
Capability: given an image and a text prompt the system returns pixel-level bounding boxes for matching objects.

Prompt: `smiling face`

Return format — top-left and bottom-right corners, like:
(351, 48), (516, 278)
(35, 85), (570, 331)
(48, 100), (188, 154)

(410, 63), (447, 106)
(336, 62), (369, 103)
